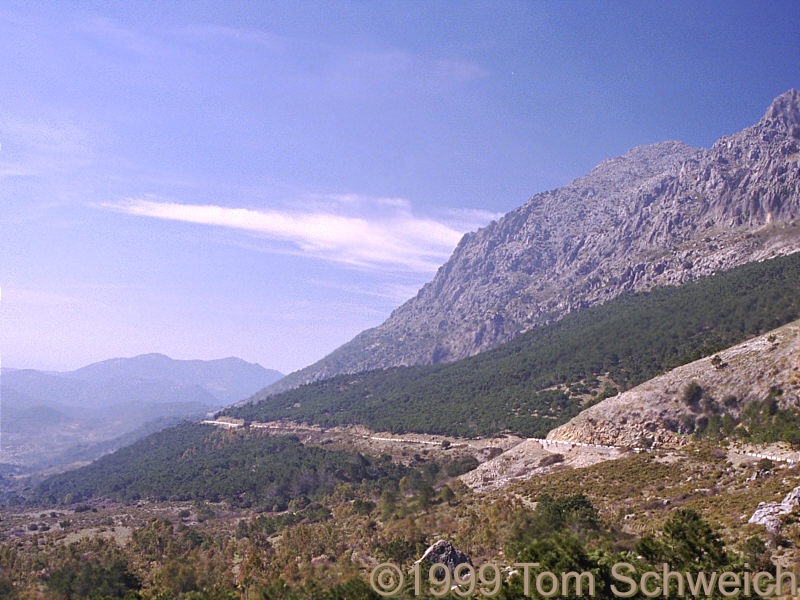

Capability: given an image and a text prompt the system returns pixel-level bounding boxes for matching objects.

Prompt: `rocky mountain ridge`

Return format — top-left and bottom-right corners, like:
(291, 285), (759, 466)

(259, 90), (800, 397)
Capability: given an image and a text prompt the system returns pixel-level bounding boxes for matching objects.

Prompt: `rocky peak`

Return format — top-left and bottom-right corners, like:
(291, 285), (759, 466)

(761, 89), (800, 134)
(577, 141), (697, 192)
(253, 91), (800, 399)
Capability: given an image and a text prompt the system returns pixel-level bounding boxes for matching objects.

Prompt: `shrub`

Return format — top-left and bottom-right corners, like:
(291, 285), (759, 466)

(445, 456), (479, 477)
(439, 486), (455, 504)
(539, 453), (565, 467)
(682, 381), (703, 405)
(352, 499), (375, 515)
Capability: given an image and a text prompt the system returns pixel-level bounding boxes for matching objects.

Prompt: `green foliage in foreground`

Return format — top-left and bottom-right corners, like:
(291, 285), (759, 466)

(695, 386), (800, 446)
(499, 499), (766, 600)
(47, 555), (140, 600)
(227, 252), (800, 437)
(33, 424), (413, 507)
(2, 471), (781, 600)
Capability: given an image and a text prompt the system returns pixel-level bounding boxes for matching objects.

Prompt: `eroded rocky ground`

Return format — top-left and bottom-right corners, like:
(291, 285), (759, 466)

(549, 320), (800, 447)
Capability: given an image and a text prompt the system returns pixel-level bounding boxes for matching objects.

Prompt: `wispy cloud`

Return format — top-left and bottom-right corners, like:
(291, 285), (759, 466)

(0, 116), (94, 179)
(305, 278), (426, 304)
(318, 48), (488, 96)
(78, 16), (169, 57)
(177, 23), (288, 52)
(104, 196), (493, 273)
(2, 287), (85, 308)
(438, 207), (504, 230)
(176, 23), (488, 92)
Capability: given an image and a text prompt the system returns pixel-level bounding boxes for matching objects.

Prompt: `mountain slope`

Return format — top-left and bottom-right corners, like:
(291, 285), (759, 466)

(28, 253), (800, 509)
(33, 424), (415, 507)
(3, 354), (282, 410)
(548, 319), (800, 448)
(261, 90), (800, 397)
(226, 251), (800, 437)
(69, 353), (282, 405)
(1, 354), (283, 470)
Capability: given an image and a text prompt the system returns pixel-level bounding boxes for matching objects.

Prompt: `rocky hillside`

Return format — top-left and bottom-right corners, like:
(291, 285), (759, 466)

(548, 319), (800, 448)
(260, 90), (800, 397)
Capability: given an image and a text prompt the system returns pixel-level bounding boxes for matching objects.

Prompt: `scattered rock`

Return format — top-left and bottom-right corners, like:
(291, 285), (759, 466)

(416, 540), (472, 573)
(547, 322), (800, 448)
(748, 486), (800, 535)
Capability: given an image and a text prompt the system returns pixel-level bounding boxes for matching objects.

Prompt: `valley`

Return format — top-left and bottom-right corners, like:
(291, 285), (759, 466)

(4, 428), (800, 600)
(1, 355), (283, 473)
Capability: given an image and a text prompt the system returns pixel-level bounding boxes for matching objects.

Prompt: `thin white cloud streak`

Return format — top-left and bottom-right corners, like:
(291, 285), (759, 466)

(304, 278), (425, 304)
(439, 207), (505, 230)
(1, 287), (84, 308)
(177, 23), (288, 52)
(78, 16), (170, 57)
(105, 198), (491, 273)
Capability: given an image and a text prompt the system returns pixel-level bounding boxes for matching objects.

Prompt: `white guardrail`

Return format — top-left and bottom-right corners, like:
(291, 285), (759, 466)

(527, 437), (622, 451)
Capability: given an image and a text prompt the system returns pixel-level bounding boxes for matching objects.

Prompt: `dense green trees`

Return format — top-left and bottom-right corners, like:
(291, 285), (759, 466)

(636, 509), (729, 571)
(696, 388), (800, 446)
(228, 252), (800, 437)
(501, 502), (760, 600)
(45, 540), (140, 600)
(34, 425), (414, 508)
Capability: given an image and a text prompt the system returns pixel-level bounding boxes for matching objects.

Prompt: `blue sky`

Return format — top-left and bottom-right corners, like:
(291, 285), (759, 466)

(1, 1), (799, 373)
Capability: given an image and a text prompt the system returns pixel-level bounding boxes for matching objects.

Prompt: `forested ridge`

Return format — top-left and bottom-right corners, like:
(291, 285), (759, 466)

(34, 424), (414, 507)
(227, 252), (800, 437)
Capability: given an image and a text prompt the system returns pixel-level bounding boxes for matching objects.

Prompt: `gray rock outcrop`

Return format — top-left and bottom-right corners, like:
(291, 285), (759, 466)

(749, 486), (800, 535)
(416, 540), (472, 573)
(547, 321), (800, 448)
(256, 90), (800, 399)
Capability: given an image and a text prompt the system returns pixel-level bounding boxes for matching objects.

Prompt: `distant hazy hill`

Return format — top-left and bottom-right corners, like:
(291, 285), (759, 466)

(1, 354), (283, 471)
(68, 353), (282, 405)
(260, 89), (800, 397)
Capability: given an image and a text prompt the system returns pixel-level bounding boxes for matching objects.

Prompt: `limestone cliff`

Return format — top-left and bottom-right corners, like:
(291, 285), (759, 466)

(258, 90), (800, 399)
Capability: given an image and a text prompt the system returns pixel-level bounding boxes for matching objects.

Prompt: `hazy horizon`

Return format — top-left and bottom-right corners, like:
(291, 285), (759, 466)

(1, 351), (281, 374)
(2, 1), (799, 373)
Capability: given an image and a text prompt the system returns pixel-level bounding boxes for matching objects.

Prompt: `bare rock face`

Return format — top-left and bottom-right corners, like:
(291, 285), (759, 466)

(547, 320), (800, 448)
(749, 486), (800, 535)
(416, 540), (472, 573)
(260, 90), (800, 397)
